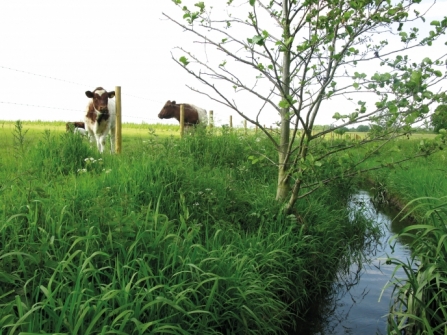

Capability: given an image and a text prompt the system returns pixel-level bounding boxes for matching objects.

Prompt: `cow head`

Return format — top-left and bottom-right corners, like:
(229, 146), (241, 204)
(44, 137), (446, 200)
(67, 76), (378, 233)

(158, 100), (177, 119)
(85, 87), (115, 113)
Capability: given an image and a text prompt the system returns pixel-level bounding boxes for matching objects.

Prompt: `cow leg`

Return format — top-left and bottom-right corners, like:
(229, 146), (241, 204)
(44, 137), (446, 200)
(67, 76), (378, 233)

(86, 128), (95, 144)
(97, 135), (106, 154)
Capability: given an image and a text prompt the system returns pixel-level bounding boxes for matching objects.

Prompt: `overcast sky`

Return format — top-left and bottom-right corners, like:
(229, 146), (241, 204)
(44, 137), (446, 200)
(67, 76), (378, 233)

(0, 0), (446, 127)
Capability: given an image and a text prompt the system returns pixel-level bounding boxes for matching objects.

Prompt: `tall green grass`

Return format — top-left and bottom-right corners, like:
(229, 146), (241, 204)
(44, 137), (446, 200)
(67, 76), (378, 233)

(386, 197), (447, 335)
(0, 122), (379, 334)
(355, 139), (446, 218)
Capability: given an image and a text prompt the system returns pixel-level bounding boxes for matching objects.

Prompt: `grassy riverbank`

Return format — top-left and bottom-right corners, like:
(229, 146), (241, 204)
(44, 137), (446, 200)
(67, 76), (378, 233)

(355, 136), (447, 334)
(0, 121), (378, 334)
(354, 138), (446, 219)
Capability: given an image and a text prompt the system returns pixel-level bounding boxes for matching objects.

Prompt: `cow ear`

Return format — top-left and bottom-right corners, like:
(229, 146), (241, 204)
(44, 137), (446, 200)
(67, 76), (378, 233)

(85, 91), (94, 98)
(108, 91), (115, 98)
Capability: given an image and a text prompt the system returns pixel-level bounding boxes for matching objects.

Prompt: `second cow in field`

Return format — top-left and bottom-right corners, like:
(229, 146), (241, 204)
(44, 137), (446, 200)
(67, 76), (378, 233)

(84, 87), (116, 154)
(66, 121), (85, 132)
(158, 100), (208, 126)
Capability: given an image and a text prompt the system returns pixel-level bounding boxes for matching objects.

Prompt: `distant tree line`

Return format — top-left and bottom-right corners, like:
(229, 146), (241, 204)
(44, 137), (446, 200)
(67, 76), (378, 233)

(431, 105), (447, 133)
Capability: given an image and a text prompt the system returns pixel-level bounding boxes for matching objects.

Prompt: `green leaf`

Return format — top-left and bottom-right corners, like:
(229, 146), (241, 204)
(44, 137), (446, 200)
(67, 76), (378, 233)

(252, 35), (265, 46)
(179, 56), (189, 66)
(410, 70), (422, 86)
(343, 11), (353, 20)
(249, 0), (255, 5)
(332, 112), (341, 120)
(346, 26), (353, 36)
(279, 100), (290, 109)
(434, 70), (443, 77)
(195, 2), (205, 11)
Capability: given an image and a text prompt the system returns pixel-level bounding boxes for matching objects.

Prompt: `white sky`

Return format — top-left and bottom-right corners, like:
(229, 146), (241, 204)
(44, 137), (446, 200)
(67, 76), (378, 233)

(0, 0), (446, 127)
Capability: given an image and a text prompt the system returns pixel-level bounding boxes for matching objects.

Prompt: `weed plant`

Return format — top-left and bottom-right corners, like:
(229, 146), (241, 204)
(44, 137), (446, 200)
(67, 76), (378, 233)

(0, 122), (379, 334)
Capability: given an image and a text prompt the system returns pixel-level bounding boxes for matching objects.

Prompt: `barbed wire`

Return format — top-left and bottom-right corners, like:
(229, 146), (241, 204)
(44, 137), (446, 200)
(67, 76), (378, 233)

(0, 65), (88, 87)
(0, 101), (80, 112)
(0, 65), (163, 104)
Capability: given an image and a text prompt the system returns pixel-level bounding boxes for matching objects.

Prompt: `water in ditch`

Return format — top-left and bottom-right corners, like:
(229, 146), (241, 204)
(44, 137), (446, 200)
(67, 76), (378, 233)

(293, 189), (413, 335)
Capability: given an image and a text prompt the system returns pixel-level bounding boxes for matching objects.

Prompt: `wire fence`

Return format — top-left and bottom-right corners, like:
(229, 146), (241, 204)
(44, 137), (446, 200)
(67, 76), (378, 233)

(0, 65), (251, 127)
(0, 65), (167, 124)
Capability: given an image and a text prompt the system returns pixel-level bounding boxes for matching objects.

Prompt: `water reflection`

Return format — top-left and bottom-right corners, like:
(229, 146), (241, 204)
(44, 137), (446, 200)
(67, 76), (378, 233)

(293, 190), (412, 335)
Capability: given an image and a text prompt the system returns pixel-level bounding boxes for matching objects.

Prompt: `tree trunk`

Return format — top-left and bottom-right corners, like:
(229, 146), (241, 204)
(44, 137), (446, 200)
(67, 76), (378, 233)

(276, 112), (290, 202)
(275, 1), (291, 204)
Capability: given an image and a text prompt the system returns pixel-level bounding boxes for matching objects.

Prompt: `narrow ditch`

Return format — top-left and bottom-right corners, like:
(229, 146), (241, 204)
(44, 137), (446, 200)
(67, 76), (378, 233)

(293, 190), (414, 335)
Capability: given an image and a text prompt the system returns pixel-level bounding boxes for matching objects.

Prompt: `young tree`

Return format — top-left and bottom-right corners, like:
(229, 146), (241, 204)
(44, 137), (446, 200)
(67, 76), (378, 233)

(165, 0), (447, 214)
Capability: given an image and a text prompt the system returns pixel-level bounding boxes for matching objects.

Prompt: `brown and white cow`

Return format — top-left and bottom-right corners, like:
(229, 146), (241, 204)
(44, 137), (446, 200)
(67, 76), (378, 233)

(158, 100), (208, 126)
(84, 87), (116, 154)
(66, 121), (85, 132)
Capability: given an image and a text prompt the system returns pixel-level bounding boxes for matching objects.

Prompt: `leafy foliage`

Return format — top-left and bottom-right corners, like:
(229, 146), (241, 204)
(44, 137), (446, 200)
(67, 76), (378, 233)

(431, 104), (447, 133)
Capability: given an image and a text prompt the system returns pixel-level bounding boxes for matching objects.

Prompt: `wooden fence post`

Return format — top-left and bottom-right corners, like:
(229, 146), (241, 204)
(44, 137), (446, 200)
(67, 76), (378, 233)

(180, 104), (185, 138)
(244, 119), (247, 134)
(229, 115), (233, 129)
(115, 86), (122, 154)
(209, 110), (214, 128)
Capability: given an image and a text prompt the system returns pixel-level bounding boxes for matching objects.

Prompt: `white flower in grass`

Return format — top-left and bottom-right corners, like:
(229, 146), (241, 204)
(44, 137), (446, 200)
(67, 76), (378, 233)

(77, 168), (87, 174)
(193, 202), (199, 206)
(85, 157), (96, 163)
(205, 188), (211, 192)
(256, 137), (261, 142)
(103, 169), (112, 174)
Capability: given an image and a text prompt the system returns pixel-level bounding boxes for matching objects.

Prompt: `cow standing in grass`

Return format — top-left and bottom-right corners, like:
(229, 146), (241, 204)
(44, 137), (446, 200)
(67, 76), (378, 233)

(84, 87), (116, 154)
(66, 121), (85, 132)
(158, 100), (208, 126)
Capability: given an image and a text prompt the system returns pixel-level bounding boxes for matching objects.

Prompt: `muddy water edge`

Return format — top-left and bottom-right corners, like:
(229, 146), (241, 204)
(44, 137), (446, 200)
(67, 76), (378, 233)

(291, 189), (414, 335)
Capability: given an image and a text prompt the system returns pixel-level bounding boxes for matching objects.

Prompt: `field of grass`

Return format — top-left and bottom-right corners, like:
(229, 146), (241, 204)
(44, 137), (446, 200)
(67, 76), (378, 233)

(0, 121), (380, 334)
